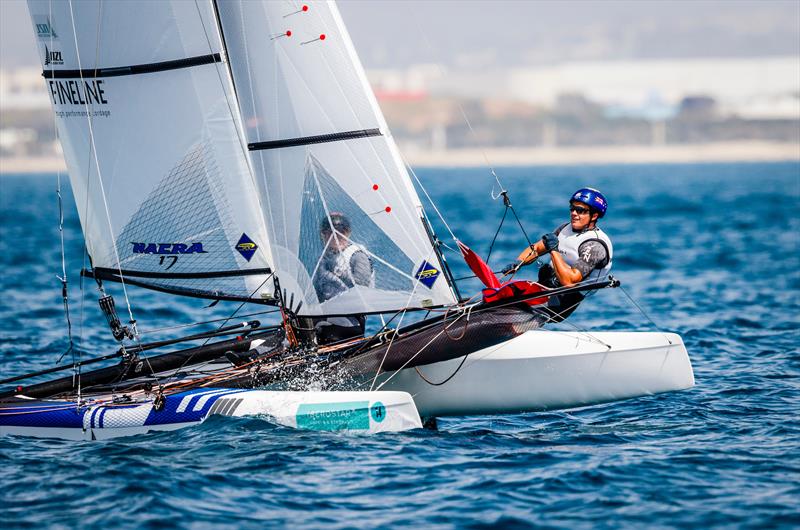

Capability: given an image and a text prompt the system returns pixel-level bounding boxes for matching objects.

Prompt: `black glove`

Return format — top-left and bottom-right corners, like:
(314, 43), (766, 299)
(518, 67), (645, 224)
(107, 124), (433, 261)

(541, 233), (559, 253)
(501, 260), (522, 275)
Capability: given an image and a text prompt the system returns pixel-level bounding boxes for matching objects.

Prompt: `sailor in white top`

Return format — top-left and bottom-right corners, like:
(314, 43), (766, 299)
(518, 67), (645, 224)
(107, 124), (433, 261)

(312, 212), (375, 343)
(502, 188), (613, 321)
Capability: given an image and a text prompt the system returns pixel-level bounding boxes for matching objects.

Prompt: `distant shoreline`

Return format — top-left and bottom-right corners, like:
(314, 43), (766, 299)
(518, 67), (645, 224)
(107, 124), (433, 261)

(1, 141), (798, 174)
(404, 141), (800, 167)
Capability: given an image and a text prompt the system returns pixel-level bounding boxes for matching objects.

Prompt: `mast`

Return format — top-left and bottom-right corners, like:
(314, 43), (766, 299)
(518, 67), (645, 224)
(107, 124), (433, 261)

(211, 0), (241, 107)
(420, 211), (463, 302)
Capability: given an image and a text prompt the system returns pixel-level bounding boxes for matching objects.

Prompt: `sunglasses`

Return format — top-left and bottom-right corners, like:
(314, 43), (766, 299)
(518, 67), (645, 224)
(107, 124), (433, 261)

(569, 205), (591, 215)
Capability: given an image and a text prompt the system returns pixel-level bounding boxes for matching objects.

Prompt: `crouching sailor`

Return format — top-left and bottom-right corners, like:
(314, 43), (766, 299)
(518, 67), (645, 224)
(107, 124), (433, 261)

(502, 187), (613, 322)
(312, 212), (375, 344)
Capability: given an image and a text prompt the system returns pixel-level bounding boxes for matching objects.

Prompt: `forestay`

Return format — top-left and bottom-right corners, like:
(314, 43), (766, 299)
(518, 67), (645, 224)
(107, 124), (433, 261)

(27, 0), (275, 302)
(215, 0), (458, 316)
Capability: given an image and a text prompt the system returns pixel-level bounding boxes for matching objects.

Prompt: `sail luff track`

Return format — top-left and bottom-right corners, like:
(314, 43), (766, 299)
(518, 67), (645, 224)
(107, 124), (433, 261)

(248, 128), (382, 151)
(42, 53), (222, 79)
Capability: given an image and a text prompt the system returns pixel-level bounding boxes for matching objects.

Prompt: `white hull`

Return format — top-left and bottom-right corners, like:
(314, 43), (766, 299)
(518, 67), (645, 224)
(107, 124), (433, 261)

(2, 332), (693, 439)
(378, 331), (694, 417)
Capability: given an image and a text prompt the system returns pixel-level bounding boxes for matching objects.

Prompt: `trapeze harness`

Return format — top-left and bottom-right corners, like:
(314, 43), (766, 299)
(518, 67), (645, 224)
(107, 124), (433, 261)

(538, 224), (613, 322)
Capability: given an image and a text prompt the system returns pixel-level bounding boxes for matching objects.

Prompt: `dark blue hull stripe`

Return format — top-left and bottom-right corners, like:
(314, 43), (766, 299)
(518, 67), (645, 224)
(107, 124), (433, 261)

(0, 388), (246, 430)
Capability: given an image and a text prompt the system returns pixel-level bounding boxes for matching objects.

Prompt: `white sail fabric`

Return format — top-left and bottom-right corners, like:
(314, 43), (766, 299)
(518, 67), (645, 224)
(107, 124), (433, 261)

(216, 0), (457, 315)
(27, 0), (275, 302)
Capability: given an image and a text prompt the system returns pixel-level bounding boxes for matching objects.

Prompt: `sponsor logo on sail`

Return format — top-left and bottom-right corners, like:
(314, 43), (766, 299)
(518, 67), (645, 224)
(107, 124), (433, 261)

(415, 261), (440, 289)
(44, 45), (63, 66)
(48, 80), (108, 106)
(131, 242), (207, 255)
(235, 233), (258, 262)
(34, 16), (58, 39)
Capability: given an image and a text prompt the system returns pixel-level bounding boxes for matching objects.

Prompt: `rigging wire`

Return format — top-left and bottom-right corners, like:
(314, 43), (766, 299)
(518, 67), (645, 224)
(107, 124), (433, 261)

(54, 165), (75, 364)
(341, 279), (618, 395)
(502, 191), (535, 250)
(47, 0), (74, 367)
(406, 10), (501, 187)
(160, 272), (275, 386)
(374, 305), (474, 391)
(534, 291), (612, 349)
(138, 308), (281, 336)
(618, 284), (674, 345)
(403, 159), (458, 242)
(396, 17), (651, 354)
(387, 290), (610, 393)
(484, 204), (508, 264)
(65, 0), (175, 400)
(368, 248), (433, 391)
(361, 21), (540, 308)
(414, 354), (468, 386)
(400, 154), (465, 302)
(66, 0), (137, 331)
(403, 6), (538, 254)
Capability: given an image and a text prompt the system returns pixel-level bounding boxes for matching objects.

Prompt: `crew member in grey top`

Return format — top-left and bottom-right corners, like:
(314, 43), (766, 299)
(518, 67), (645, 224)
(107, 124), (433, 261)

(314, 212), (374, 302)
(312, 212), (375, 343)
(501, 187), (613, 321)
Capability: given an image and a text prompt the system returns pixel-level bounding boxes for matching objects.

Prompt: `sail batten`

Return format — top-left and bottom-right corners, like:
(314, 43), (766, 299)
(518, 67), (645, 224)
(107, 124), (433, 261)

(248, 128), (382, 151)
(91, 267), (272, 280)
(42, 53), (222, 79)
(83, 269), (275, 306)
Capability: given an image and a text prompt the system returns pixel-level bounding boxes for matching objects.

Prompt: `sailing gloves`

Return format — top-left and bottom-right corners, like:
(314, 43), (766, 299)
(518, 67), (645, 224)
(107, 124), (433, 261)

(502, 260), (523, 275)
(541, 233), (559, 253)
(502, 233), (558, 276)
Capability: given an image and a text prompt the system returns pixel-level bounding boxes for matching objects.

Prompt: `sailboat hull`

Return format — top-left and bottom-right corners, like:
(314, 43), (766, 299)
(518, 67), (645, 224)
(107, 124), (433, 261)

(377, 331), (694, 417)
(0, 389), (421, 440)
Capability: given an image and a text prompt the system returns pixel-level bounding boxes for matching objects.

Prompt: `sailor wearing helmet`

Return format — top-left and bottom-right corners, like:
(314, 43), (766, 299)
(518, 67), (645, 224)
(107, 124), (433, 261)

(312, 212), (375, 343)
(501, 188), (613, 321)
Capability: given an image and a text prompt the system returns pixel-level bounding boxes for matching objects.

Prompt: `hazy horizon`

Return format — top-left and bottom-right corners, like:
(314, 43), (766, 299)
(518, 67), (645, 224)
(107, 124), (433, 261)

(2, 0), (799, 71)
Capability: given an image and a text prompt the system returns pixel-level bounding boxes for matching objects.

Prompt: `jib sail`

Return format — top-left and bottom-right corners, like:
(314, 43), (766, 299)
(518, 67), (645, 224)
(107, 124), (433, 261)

(215, 0), (458, 316)
(26, 0), (275, 303)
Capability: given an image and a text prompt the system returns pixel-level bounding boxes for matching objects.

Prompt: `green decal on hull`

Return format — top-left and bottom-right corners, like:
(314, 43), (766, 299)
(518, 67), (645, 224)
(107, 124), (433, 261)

(296, 401), (370, 431)
(370, 402), (386, 423)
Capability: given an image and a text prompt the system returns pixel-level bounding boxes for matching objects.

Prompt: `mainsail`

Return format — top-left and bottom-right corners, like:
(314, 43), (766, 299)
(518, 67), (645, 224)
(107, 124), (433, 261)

(27, 0), (275, 303)
(29, 0), (456, 315)
(215, 0), (458, 315)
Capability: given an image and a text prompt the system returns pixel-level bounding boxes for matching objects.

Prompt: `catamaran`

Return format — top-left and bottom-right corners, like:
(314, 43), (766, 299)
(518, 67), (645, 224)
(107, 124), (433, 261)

(0, 0), (694, 440)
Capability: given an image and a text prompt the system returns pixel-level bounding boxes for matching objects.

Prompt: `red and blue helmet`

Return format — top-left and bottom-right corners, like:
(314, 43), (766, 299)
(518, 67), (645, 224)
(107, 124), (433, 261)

(571, 188), (607, 217)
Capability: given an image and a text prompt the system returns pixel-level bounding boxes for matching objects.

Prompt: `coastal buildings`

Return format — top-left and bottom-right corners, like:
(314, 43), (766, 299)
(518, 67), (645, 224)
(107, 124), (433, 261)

(1, 57), (798, 169)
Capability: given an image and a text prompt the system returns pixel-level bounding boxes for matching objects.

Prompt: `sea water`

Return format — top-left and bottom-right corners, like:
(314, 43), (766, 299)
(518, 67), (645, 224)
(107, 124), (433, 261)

(1, 162), (798, 529)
